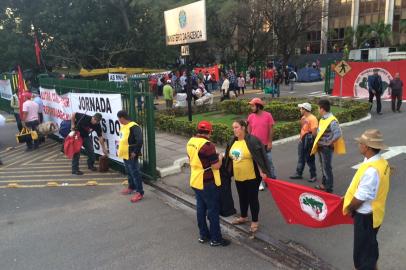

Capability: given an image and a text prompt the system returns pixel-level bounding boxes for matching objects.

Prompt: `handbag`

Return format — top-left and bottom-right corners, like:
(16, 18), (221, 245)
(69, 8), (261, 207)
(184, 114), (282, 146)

(98, 155), (109, 172)
(16, 127), (36, 143)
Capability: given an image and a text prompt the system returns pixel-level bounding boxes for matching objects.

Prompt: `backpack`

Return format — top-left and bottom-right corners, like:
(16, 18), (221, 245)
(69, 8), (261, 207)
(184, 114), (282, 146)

(59, 120), (71, 138)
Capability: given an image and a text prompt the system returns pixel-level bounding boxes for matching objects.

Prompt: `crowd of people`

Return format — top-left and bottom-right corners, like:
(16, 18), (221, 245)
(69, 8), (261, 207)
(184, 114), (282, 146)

(186, 96), (392, 269)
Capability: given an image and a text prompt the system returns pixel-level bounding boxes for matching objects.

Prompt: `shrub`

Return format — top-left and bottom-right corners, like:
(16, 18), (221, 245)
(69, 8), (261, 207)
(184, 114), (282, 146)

(155, 98), (369, 145)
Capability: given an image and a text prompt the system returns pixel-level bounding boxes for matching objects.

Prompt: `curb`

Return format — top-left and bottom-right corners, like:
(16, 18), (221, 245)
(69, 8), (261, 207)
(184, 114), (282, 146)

(148, 180), (336, 270)
(156, 113), (372, 177)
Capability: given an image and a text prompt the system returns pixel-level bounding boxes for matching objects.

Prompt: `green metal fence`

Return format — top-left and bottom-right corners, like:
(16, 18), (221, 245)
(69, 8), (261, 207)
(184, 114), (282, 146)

(323, 61), (336, 94)
(38, 76), (157, 180)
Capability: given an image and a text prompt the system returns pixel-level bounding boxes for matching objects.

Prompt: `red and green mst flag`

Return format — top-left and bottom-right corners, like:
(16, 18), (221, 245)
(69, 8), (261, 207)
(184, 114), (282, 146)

(264, 179), (353, 228)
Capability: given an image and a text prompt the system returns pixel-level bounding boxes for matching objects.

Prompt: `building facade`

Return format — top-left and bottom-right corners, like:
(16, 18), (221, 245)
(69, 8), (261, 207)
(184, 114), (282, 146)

(306, 0), (406, 54)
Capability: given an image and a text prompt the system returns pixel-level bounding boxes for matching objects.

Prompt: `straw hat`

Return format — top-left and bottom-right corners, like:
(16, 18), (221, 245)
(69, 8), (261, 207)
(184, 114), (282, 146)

(355, 129), (388, 150)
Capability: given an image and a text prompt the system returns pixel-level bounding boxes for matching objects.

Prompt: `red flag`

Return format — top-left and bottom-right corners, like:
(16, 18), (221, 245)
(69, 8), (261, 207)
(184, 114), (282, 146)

(265, 178), (353, 228)
(17, 65), (27, 116)
(34, 36), (41, 65)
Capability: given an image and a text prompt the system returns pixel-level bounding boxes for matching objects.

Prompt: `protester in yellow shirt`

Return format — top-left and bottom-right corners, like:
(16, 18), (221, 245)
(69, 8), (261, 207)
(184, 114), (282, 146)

(343, 129), (390, 270)
(223, 120), (271, 234)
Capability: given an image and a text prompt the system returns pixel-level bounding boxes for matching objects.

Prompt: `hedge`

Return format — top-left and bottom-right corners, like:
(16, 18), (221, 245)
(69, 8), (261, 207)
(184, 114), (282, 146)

(155, 98), (370, 145)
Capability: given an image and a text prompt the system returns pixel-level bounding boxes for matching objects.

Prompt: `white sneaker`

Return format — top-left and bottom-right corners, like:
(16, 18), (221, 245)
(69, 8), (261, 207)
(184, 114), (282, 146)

(259, 181), (265, 191)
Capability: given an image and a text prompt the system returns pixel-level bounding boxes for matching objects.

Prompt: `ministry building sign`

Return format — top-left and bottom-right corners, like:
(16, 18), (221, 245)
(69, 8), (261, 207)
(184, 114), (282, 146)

(164, 0), (207, 45)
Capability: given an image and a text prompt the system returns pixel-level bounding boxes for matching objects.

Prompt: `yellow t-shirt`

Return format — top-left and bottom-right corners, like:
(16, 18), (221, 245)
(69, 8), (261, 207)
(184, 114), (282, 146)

(229, 140), (256, 181)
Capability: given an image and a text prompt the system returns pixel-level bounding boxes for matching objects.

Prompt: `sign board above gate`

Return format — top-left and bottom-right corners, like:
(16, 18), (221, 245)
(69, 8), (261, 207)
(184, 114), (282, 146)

(164, 0), (207, 45)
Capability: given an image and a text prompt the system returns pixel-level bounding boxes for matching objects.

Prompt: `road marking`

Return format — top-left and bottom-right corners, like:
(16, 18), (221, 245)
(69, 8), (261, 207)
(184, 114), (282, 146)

(0, 182), (123, 189)
(352, 146), (406, 169)
(0, 177), (127, 183)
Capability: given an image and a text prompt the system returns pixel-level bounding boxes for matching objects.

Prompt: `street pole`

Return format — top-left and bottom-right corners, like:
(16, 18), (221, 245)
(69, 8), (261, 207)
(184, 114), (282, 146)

(339, 76), (343, 107)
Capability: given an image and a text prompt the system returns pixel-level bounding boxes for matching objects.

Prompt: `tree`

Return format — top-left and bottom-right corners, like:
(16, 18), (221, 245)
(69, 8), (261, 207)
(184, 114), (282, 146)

(262, 0), (323, 64)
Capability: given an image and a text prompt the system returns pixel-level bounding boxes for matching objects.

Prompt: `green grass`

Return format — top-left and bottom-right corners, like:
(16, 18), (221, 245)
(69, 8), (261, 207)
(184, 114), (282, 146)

(177, 111), (289, 127)
(176, 105), (345, 127)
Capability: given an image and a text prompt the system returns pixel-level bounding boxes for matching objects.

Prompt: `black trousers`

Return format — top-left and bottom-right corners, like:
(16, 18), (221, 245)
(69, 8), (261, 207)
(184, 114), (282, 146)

(391, 91), (402, 112)
(369, 91), (382, 113)
(353, 213), (380, 270)
(235, 179), (260, 222)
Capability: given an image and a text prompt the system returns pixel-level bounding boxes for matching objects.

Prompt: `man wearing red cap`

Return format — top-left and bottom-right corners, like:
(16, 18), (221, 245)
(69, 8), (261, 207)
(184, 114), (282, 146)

(247, 98), (276, 190)
(186, 121), (230, 247)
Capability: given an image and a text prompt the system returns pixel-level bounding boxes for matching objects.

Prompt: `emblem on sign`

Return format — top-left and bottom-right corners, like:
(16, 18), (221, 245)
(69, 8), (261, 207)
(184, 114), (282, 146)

(179, 10), (187, 28)
(353, 68), (392, 99)
(299, 193), (328, 221)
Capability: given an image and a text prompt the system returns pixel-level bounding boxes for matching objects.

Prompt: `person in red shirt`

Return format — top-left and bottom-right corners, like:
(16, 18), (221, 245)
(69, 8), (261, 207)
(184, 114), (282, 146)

(247, 98), (277, 190)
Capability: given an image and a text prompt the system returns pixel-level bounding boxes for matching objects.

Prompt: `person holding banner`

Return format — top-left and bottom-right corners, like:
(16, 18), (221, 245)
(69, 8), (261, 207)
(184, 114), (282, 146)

(117, 110), (144, 203)
(70, 112), (107, 175)
(343, 129), (390, 270)
(311, 99), (346, 193)
(223, 120), (271, 234)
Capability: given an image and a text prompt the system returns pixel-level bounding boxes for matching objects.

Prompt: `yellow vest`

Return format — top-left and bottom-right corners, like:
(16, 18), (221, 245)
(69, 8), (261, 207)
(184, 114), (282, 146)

(186, 137), (221, 190)
(117, 122), (138, 160)
(311, 115), (346, 155)
(343, 158), (390, 228)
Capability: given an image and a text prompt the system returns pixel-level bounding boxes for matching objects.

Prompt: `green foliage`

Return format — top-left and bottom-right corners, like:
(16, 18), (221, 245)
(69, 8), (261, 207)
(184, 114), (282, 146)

(156, 98), (369, 144)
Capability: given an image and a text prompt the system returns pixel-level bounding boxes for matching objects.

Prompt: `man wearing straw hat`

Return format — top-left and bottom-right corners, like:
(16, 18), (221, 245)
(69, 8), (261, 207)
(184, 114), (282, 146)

(343, 129), (390, 270)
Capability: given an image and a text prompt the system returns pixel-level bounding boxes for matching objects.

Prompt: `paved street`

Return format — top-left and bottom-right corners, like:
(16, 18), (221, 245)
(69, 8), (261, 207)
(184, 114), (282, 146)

(1, 84), (405, 269)
(0, 123), (276, 270)
(160, 100), (406, 270)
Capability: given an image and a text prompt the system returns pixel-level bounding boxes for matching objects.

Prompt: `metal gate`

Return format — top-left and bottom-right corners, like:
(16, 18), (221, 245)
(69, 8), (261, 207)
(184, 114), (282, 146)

(38, 76), (157, 180)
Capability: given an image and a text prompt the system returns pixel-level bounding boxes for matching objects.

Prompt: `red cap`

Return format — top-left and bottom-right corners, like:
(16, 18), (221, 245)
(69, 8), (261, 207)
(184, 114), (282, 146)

(197, 121), (213, 132)
(21, 92), (32, 101)
(248, 97), (264, 106)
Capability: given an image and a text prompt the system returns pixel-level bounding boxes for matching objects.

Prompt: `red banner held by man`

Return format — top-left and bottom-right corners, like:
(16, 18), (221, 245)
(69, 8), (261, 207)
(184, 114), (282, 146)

(34, 35), (41, 65)
(264, 178), (353, 228)
(194, 65), (219, 81)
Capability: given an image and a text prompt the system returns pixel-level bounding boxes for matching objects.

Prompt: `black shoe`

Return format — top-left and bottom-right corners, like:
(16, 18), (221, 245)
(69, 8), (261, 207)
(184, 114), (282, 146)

(326, 189), (333, 193)
(308, 177), (317, 183)
(198, 237), (209, 244)
(397, 110), (402, 113)
(289, 174), (303, 180)
(210, 238), (231, 247)
(25, 148), (33, 152)
(88, 166), (97, 172)
(72, 170), (84, 175)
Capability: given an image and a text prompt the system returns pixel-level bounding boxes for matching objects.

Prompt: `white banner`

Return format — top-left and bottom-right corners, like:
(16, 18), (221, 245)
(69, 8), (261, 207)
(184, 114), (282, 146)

(40, 88), (72, 127)
(40, 88), (124, 162)
(108, 73), (128, 82)
(0, 80), (13, 100)
(164, 0), (207, 45)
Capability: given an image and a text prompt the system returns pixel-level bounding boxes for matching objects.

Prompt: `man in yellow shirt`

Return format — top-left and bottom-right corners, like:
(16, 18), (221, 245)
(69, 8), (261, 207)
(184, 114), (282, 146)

(343, 129), (390, 270)
(290, 102), (318, 182)
(117, 110), (144, 203)
(186, 121), (230, 247)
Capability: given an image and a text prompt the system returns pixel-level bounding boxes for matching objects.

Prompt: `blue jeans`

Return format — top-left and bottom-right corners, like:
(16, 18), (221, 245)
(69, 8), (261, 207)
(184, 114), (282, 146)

(266, 150), (277, 179)
(296, 136), (316, 178)
(272, 84), (280, 98)
(318, 146), (333, 191)
(193, 182), (222, 242)
(72, 136), (95, 172)
(124, 158), (144, 195)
